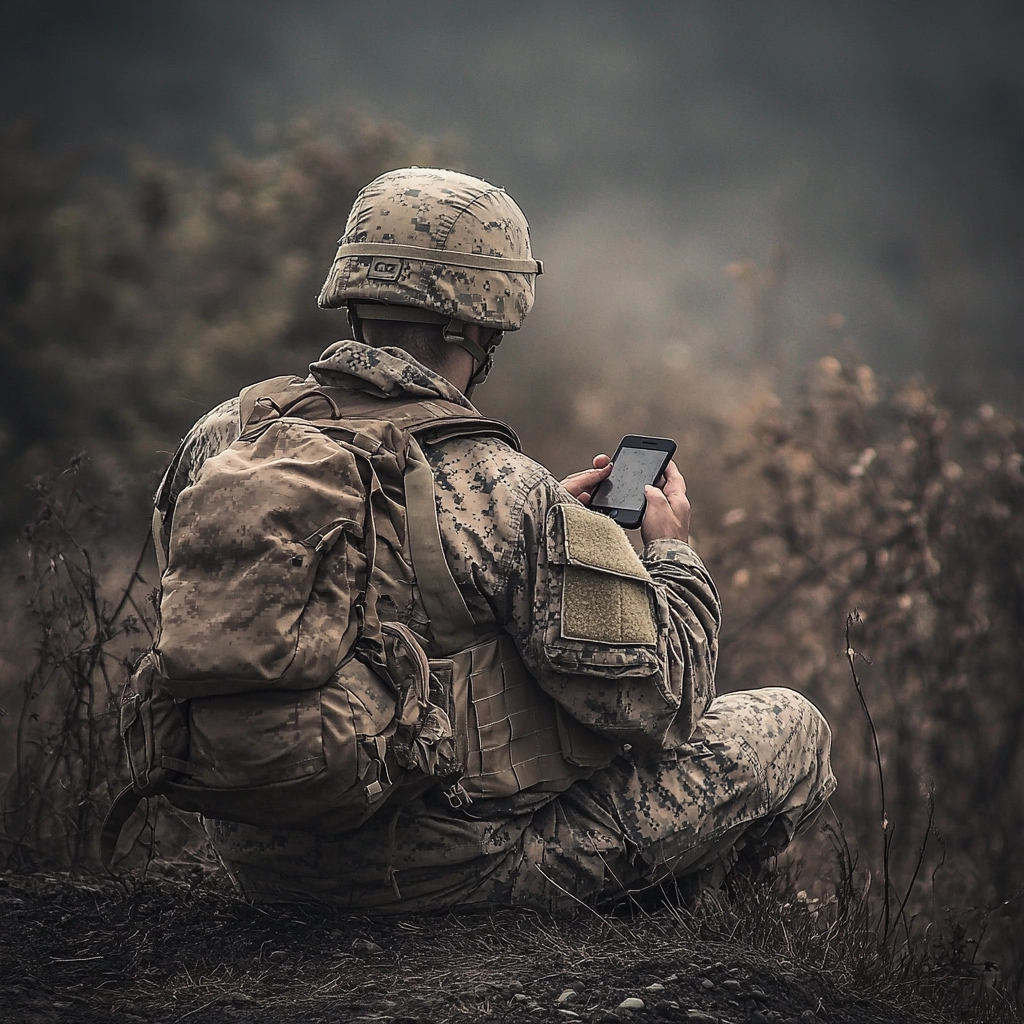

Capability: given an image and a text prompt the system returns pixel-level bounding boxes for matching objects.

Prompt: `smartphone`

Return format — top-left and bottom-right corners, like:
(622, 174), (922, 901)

(589, 435), (677, 530)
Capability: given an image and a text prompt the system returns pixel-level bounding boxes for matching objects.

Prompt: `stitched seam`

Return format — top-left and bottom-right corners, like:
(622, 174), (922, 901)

(438, 188), (504, 251)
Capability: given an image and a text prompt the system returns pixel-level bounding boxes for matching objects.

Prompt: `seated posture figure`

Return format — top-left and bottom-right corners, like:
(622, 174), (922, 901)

(153, 167), (835, 910)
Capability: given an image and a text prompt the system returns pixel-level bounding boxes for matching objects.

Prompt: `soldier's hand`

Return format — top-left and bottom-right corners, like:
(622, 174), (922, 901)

(560, 454), (612, 505)
(641, 461), (691, 544)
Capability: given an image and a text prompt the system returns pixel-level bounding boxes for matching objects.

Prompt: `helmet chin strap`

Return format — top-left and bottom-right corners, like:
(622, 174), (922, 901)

(442, 319), (502, 398)
(346, 307), (367, 345)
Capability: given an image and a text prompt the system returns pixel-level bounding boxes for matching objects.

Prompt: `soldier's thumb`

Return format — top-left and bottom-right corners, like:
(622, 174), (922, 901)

(645, 484), (669, 508)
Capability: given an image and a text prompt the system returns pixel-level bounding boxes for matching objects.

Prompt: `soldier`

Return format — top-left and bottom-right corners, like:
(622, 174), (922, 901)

(153, 167), (835, 910)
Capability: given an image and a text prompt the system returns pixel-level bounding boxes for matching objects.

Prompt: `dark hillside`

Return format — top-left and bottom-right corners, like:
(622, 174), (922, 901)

(0, 870), (1008, 1023)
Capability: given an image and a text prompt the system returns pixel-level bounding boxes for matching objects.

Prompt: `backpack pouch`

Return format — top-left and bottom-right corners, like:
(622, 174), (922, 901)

(156, 420), (369, 696)
(185, 688), (327, 788)
(164, 658), (405, 833)
(121, 652), (190, 795)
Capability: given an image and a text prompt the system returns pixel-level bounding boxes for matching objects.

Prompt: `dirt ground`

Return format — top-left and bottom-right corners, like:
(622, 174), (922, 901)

(0, 868), (989, 1024)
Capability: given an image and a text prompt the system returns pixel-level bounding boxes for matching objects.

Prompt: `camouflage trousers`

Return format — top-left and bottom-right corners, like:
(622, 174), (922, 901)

(206, 687), (835, 911)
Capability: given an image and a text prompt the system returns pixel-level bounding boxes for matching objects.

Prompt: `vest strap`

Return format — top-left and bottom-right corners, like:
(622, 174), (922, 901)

(403, 436), (479, 654)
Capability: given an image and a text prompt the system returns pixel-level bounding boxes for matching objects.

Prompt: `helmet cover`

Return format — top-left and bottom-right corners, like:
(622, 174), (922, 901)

(317, 167), (542, 331)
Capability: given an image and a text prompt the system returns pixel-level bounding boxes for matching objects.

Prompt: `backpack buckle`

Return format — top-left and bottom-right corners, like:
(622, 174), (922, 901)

(441, 780), (472, 809)
(363, 736), (393, 803)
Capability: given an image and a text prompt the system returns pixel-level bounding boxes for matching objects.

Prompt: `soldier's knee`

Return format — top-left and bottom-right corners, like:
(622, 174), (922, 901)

(757, 686), (831, 744)
(702, 686), (833, 770)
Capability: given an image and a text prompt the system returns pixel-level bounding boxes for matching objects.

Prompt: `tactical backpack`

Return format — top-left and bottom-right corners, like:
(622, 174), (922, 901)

(101, 376), (531, 868)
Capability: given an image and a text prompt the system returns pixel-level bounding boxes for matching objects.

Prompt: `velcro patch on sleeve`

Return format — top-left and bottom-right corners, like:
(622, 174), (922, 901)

(558, 503), (651, 579)
(557, 504), (657, 645)
(562, 567), (657, 644)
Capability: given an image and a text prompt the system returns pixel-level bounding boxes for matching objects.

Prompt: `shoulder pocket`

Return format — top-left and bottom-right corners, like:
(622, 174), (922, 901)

(556, 503), (657, 646)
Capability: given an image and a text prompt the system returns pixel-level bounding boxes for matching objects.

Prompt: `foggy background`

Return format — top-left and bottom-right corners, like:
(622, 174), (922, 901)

(5, 4), (1024, 984)
(3, 0), (1022, 407)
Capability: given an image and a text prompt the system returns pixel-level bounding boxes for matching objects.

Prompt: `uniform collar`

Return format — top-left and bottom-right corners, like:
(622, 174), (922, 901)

(309, 340), (476, 410)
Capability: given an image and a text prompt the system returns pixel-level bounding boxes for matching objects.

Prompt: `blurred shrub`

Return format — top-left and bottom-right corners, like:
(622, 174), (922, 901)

(498, 338), (1024, 979)
(0, 116), (452, 536)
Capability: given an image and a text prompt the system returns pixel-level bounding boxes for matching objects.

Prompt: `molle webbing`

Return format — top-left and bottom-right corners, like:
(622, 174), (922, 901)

(450, 634), (594, 799)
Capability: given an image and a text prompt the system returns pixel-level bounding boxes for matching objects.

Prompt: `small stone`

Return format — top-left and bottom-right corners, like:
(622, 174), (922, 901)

(351, 937), (382, 954)
(664, 973), (679, 983)
(700, 978), (715, 990)
(557, 989), (579, 1005)
(530, 1007), (547, 1016)
(474, 984), (491, 999)
(750, 987), (768, 1001)
(722, 979), (741, 991)
(509, 980), (525, 994)
(750, 1012), (768, 1024)
(655, 1000), (680, 1018)
(645, 982), (665, 992)
(619, 997), (645, 1010)
(766, 1012), (783, 1023)
(513, 993), (530, 1003)
(557, 1012), (581, 1020)
(686, 1012), (720, 1024)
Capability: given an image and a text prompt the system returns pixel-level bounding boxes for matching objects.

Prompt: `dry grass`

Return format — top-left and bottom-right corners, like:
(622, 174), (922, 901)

(3, 857), (1016, 1024)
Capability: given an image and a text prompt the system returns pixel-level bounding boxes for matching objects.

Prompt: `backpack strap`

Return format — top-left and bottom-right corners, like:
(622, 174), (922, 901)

(238, 376), (321, 430)
(384, 401), (519, 654)
(100, 784), (143, 871)
(239, 381), (523, 451)
(410, 415), (521, 452)
(235, 379), (517, 655)
(403, 436), (479, 655)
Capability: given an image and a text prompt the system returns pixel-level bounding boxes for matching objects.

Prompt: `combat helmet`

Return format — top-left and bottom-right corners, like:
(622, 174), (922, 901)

(318, 167), (543, 390)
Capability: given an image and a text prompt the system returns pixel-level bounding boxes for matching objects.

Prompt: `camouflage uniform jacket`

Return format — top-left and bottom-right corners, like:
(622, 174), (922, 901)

(154, 340), (722, 760)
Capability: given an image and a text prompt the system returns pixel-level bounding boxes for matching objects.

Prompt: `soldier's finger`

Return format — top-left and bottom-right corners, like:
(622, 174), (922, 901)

(575, 465), (610, 486)
(560, 462), (611, 499)
(662, 461), (687, 497)
(644, 483), (670, 508)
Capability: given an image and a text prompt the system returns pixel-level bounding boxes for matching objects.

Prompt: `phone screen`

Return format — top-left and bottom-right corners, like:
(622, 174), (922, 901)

(591, 446), (669, 512)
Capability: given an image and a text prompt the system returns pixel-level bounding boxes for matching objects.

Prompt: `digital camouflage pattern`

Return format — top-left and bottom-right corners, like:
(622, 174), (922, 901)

(156, 340), (836, 910)
(317, 168), (541, 330)
(206, 686), (832, 909)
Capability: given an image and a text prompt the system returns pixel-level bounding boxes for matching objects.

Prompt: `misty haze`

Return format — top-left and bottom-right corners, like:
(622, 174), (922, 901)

(3, 0), (1022, 404)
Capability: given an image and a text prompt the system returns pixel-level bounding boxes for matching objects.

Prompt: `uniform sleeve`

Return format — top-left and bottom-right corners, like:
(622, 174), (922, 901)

(506, 477), (721, 751)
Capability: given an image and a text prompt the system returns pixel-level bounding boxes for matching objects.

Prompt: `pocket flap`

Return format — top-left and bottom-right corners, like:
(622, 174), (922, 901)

(556, 503), (651, 581)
